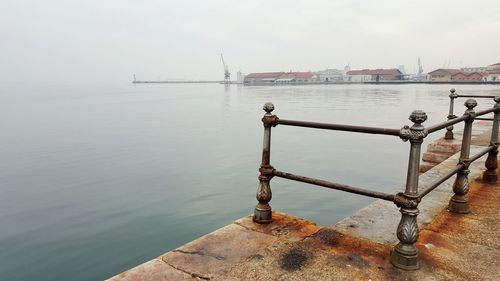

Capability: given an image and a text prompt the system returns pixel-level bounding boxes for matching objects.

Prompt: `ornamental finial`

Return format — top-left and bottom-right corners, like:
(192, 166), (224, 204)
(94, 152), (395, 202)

(409, 110), (427, 125)
(464, 99), (477, 110)
(400, 110), (428, 142)
(449, 88), (458, 99)
(263, 103), (275, 114)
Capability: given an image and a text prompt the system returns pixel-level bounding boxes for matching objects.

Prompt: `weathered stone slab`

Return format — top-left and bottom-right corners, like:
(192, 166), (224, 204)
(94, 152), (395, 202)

(419, 161), (435, 173)
(422, 151), (452, 163)
(425, 182), (500, 249)
(159, 224), (279, 279)
(221, 226), (467, 281)
(471, 122), (500, 146)
(234, 211), (320, 242)
(467, 181), (500, 215)
(426, 139), (462, 154)
(420, 122), (494, 173)
(221, 229), (393, 281)
(107, 259), (197, 281)
(418, 229), (500, 281)
(332, 199), (399, 244)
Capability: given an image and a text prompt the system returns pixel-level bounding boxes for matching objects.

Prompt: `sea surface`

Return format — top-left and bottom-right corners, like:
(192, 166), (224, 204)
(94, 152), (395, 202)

(1, 82), (499, 281)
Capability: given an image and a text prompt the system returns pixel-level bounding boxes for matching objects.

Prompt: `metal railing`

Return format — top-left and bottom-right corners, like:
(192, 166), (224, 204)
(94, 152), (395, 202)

(445, 88), (496, 139)
(252, 92), (500, 271)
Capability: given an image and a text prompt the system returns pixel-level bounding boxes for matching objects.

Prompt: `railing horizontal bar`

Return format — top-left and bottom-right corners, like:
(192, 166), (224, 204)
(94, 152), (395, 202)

(273, 170), (395, 201)
(456, 94), (497, 99)
(427, 115), (469, 133)
(419, 145), (494, 198)
(276, 119), (401, 136)
(468, 145), (495, 163)
(475, 108), (497, 117)
(419, 164), (464, 198)
(475, 117), (494, 121)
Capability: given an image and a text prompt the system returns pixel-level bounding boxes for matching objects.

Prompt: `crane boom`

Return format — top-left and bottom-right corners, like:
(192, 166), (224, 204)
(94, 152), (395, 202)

(220, 53), (231, 84)
(220, 54), (227, 69)
(418, 58), (423, 75)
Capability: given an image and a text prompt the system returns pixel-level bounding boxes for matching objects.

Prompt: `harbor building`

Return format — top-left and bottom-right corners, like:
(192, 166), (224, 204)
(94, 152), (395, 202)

(485, 62), (500, 81)
(345, 73), (371, 82)
(428, 69), (460, 81)
(317, 69), (344, 82)
(244, 72), (319, 84)
(461, 66), (487, 72)
(485, 72), (500, 81)
(451, 71), (485, 81)
(486, 62), (500, 72)
(346, 69), (403, 81)
(428, 69), (486, 81)
(244, 72), (285, 84)
(236, 71), (245, 83)
(275, 72), (318, 83)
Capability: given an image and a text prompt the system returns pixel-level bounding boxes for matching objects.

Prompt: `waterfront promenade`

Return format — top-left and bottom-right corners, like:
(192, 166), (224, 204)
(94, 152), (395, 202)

(108, 126), (500, 280)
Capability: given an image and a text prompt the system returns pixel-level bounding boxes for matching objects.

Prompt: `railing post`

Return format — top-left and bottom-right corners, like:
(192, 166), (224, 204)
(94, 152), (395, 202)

(445, 88), (458, 140)
(449, 99), (477, 213)
(482, 96), (500, 183)
(391, 110), (428, 270)
(254, 103), (277, 224)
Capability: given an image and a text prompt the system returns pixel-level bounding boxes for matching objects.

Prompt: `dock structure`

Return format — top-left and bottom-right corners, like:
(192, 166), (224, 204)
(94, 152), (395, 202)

(108, 92), (500, 280)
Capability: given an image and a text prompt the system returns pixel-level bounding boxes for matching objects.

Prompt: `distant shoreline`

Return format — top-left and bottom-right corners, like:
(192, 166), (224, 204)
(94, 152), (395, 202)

(132, 80), (500, 85)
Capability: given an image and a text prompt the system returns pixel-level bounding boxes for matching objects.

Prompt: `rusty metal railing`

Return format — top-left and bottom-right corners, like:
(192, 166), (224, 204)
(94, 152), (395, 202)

(445, 88), (496, 139)
(252, 93), (500, 271)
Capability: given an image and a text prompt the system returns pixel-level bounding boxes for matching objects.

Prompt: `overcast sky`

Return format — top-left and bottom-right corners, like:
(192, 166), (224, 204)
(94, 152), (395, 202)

(2, 0), (500, 82)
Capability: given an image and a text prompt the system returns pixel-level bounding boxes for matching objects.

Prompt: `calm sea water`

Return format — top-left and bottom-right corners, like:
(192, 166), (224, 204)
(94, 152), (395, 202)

(1, 82), (499, 280)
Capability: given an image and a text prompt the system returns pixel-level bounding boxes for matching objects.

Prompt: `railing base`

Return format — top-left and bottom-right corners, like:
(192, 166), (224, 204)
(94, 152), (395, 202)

(482, 171), (498, 183)
(444, 131), (454, 140)
(448, 197), (470, 214)
(390, 246), (419, 270)
(253, 207), (272, 224)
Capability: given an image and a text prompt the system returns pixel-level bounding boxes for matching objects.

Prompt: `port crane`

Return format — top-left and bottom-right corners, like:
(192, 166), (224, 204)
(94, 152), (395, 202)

(220, 53), (231, 84)
(417, 58), (423, 75)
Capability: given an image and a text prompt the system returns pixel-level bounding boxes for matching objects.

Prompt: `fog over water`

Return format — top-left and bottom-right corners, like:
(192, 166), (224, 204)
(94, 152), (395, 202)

(2, 0), (500, 83)
(1, 82), (500, 280)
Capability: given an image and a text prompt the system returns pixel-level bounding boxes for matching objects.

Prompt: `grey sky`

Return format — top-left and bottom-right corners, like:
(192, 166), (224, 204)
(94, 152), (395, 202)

(2, 0), (500, 82)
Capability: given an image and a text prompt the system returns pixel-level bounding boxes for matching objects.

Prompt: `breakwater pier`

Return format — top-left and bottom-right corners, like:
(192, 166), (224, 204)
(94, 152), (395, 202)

(108, 94), (500, 280)
(132, 80), (222, 84)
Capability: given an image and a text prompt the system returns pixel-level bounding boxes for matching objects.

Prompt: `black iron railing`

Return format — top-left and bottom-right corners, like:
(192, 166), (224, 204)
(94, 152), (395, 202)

(253, 90), (500, 271)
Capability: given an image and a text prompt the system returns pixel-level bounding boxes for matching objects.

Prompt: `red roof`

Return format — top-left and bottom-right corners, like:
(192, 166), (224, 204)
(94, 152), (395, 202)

(280, 72), (316, 79)
(347, 69), (402, 75)
(428, 69), (462, 75)
(290, 72), (316, 78)
(451, 71), (487, 77)
(245, 72), (285, 79)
